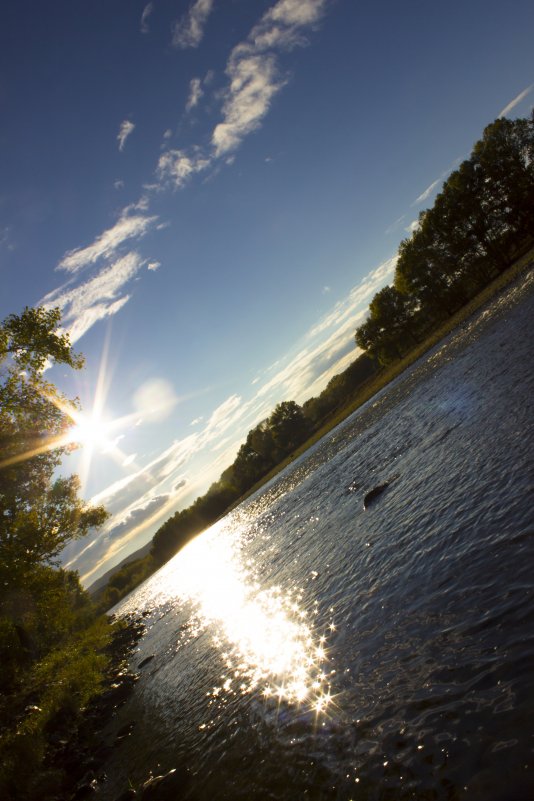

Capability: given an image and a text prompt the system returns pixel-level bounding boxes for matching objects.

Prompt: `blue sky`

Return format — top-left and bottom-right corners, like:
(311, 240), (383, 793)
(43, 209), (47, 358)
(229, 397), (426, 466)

(1, 0), (533, 585)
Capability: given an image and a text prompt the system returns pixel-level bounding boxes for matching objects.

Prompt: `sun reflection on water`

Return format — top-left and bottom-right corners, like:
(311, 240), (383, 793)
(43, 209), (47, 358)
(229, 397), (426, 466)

(153, 523), (335, 713)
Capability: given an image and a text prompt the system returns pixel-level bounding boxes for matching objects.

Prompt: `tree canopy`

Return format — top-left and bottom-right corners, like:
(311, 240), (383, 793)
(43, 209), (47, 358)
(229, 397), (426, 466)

(356, 115), (534, 364)
(0, 307), (108, 691)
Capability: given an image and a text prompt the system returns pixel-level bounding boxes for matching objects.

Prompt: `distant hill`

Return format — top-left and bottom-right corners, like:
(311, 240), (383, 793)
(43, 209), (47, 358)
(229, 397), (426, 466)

(86, 540), (153, 596)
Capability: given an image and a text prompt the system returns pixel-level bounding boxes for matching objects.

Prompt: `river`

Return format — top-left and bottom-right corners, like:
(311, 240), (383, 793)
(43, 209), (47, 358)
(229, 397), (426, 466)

(106, 269), (534, 800)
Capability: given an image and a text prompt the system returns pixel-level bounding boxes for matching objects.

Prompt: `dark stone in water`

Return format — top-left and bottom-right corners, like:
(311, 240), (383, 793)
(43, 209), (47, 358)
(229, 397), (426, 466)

(363, 482), (390, 509)
(138, 654), (155, 669)
(363, 473), (400, 509)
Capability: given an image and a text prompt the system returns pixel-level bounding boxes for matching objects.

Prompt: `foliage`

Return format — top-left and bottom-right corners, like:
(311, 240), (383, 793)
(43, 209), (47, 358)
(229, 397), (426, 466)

(0, 617), (112, 800)
(0, 307), (108, 576)
(0, 305), (112, 799)
(94, 554), (156, 613)
(356, 115), (534, 364)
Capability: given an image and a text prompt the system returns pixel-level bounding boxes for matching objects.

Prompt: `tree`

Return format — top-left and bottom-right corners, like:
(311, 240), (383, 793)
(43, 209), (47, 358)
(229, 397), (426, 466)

(355, 286), (420, 365)
(268, 401), (311, 454)
(0, 307), (108, 668)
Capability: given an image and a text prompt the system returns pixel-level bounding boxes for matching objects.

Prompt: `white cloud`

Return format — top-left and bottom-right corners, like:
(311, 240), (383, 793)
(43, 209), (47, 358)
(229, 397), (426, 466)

(44, 252), (144, 343)
(385, 214), (405, 235)
(157, 148), (210, 189)
(249, 256), (396, 406)
(211, 0), (327, 157)
(204, 394), (243, 436)
(306, 257), (396, 339)
(405, 218), (420, 235)
(147, 261), (160, 271)
(117, 119), (135, 152)
(114, 179), (124, 190)
(249, 0), (327, 51)
(213, 54), (285, 157)
(411, 156), (464, 208)
(172, 0), (214, 49)
(498, 83), (534, 118)
(56, 209), (157, 273)
(265, 0), (327, 27)
(163, 128), (173, 140)
(186, 77), (204, 112)
(140, 2), (154, 34)
(412, 177), (441, 207)
(152, 0), (330, 190)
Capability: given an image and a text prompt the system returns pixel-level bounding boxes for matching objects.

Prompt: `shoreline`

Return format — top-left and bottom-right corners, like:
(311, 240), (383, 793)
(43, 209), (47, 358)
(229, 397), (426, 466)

(228, 245), (534, 508)
(43, 615), (195, 801)
(28, 615), (145, 801)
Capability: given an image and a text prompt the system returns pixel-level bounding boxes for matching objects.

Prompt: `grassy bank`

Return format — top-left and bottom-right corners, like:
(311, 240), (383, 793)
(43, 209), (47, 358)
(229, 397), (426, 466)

(232, 246), (534, 505)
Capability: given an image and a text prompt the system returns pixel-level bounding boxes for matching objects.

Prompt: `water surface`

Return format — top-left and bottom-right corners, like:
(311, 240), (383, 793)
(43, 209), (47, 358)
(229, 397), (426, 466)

(108, 270), (534, 800)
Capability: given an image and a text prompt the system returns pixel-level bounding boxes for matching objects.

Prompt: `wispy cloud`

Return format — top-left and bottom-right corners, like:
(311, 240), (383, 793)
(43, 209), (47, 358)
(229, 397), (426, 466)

(405, 218), (420, 235)
(186, 77), (204, 112)
(498, 83), (534, 118)
(140, 2), (154, 34)
(56, 208), (157, 274)
(212, 0), (328, 157)
(172, 0), (215, 49)
(156, 0), (329, 189)
(411, 177), (441, 207)
(44, 252), (145, 343)
(411, 156), (465, 208)
(212, 54), (285, 157)
(385, 214), (405, 235)
(117, 119), (135, 151)
(156, 149), (210, 189)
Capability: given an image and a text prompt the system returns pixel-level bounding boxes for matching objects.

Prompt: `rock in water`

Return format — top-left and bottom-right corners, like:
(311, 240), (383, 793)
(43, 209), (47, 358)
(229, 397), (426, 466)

(363, 482), (390, 509)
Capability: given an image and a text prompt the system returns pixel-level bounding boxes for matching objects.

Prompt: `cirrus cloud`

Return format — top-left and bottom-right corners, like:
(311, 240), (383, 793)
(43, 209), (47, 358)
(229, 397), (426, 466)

(117, 119), (135, 152)
(56, 208), (158, 274)
(172, 0), (215, 49)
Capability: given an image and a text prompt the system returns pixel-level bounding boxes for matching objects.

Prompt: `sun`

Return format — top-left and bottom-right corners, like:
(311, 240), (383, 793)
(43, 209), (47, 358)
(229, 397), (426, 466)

(67, 410), (112, 451)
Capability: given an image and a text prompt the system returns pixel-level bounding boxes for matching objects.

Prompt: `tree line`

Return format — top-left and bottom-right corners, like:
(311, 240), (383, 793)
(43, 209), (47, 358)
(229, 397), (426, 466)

(355, 115), (534, 364)
(146, 353), (379, 569)
(137, 114), (534, 586)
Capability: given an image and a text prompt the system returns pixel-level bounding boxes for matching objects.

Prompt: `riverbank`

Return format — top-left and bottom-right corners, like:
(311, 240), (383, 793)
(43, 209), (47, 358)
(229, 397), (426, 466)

(0, 615), (145, 801)
(231, 244), (534, 506)
(96, 265), (534, 801)
(93, 245), (534, 607)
